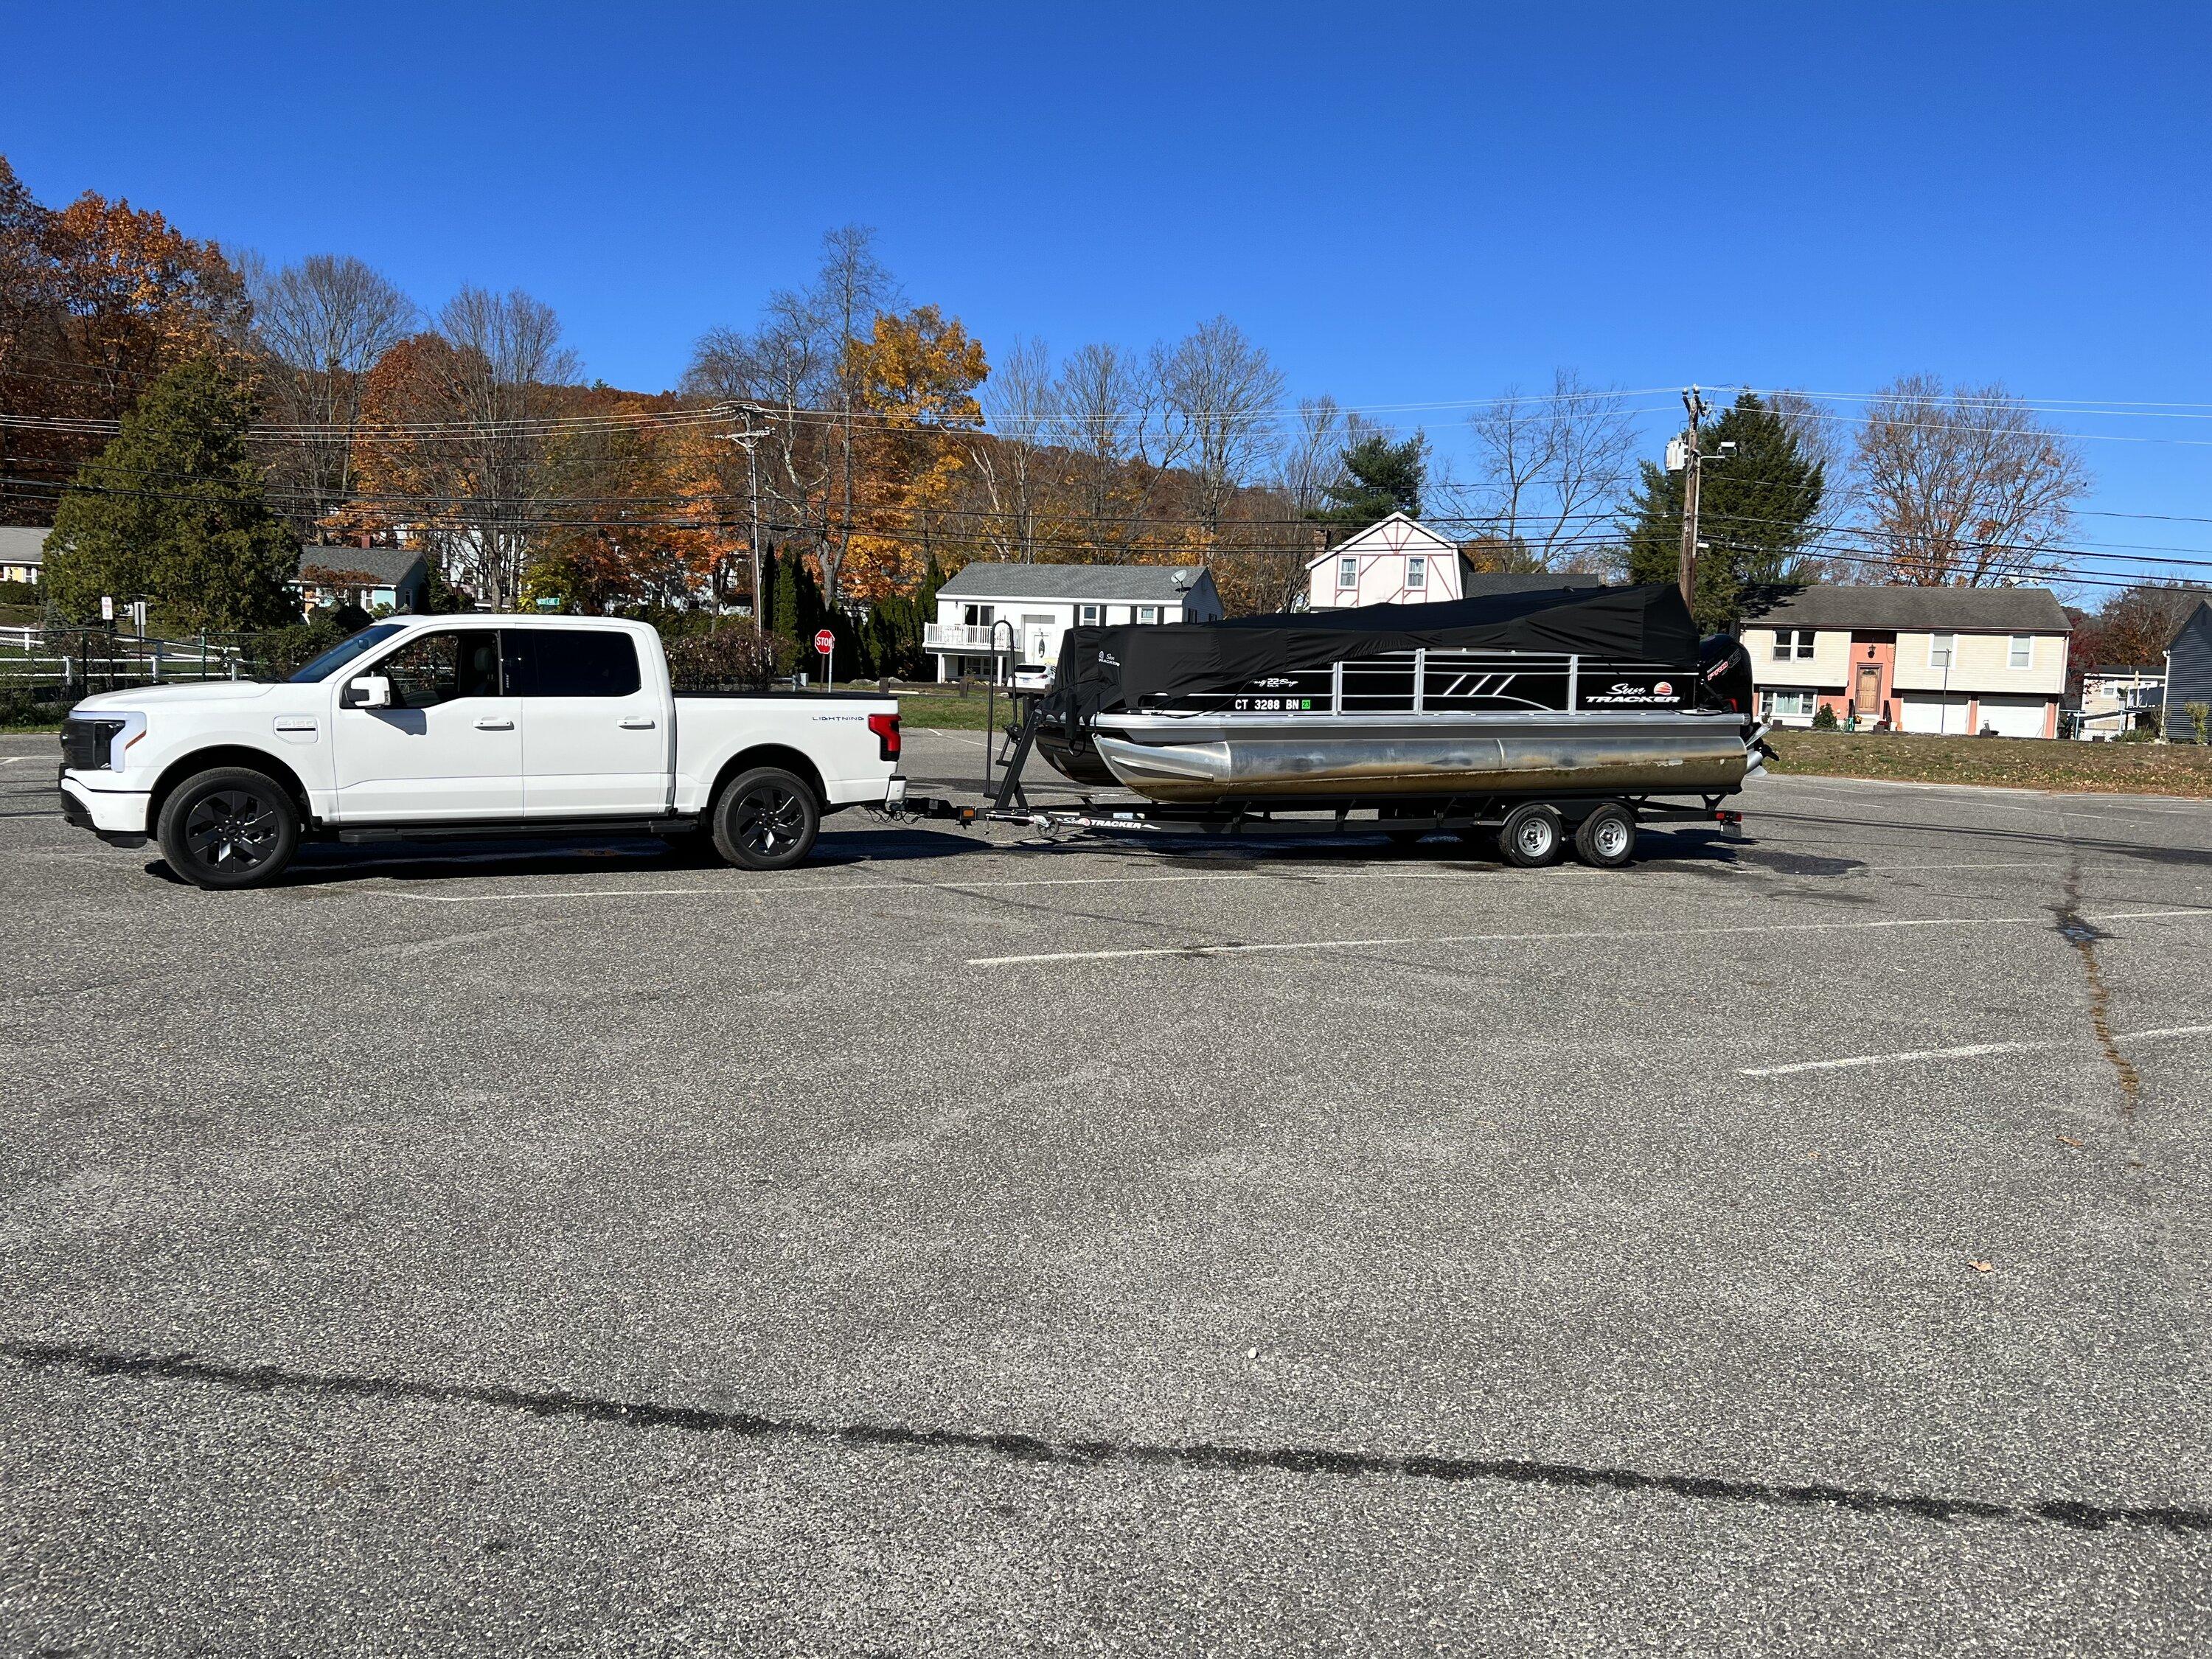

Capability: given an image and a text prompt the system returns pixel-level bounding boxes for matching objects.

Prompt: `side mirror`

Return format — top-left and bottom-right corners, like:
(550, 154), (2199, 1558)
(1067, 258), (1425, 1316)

(344, 674), (392, 709)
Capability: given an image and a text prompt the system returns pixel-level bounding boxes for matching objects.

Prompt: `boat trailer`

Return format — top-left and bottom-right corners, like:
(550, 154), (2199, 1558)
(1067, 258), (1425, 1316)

(888, 692), (1758, 859)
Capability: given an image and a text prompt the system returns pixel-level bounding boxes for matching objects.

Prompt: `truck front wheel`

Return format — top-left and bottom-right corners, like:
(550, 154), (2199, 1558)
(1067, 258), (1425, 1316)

(156, 766), (301, 890)
(712, 767), (820, 871)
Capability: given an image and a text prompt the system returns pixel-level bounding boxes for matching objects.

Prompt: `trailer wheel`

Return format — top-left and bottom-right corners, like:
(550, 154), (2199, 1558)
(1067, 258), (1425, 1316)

(1498, 803), (1563, 868)
(1573, 802), (1637, 869)
(712, 767), (820, 870)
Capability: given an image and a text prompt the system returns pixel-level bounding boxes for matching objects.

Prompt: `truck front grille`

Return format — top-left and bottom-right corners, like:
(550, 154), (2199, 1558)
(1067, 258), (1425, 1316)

(60, 718), (121, 772)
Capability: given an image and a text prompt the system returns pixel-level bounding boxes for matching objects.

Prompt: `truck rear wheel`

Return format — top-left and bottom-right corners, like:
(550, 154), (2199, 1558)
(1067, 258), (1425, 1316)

(1573, 802), (1638, 868)
(712, 767), (820, 871)
(156, 766), (301, 890)
(1498, 803), (1563, 869)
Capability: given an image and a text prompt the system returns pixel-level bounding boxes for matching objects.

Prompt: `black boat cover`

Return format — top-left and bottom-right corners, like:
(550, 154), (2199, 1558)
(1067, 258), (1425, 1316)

(1047, 582), (1701, 721)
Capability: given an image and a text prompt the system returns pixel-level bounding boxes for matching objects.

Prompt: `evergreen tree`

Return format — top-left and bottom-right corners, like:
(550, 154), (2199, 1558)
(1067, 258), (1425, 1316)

(44, 361), (300, 629)
(1315, 432), (1427, 530)
(1621, 392), (1824, 629)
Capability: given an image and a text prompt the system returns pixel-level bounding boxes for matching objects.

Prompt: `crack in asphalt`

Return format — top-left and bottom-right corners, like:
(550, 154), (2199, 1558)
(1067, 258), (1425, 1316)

(2054, 849), (2146, 1167)
(7, 1340), (2208, 1537)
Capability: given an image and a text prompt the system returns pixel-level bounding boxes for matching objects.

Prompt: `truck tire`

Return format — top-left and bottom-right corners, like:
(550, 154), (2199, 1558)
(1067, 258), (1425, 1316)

(712, 766), (820, 871)
(1573, 802), (1638, 868)
(1498, 802), (1563, 869)
(156, 766), (301, 890)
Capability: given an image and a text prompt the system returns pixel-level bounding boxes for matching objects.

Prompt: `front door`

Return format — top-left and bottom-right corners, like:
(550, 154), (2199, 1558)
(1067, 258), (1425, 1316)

(330, 627), (521, 821)
(507, 627), (667, 817)
(1853, 661), (1882, 718)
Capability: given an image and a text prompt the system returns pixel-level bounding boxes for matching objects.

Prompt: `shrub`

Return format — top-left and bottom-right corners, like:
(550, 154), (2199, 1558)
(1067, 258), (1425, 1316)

(2187, 701), (2211, 745)
(663, 625), (799, 692)
(0, 579), (38, 608)
(1810, 704), (1839, 731)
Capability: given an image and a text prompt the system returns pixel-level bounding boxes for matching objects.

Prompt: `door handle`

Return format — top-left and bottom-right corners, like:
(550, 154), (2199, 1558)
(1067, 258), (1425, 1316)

(619, 716), (656, 729)
(475, 717), (515, 731)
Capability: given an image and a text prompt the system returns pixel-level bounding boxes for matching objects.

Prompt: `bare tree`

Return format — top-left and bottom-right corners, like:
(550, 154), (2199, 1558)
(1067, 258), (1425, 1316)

(684, 226), (896, 604)
(1053, 341), (1183, 559)
(1458, 369), (1637, 569)
(1275, 394), (1347, 518)
(1154, 316), (1287, 545)
(815, 226), (899, 602)
(251, 254), (416, 532)
(424, 286), (579, 610)
(970, 334), (1057, 561)
(1853, 375), (2090, 585)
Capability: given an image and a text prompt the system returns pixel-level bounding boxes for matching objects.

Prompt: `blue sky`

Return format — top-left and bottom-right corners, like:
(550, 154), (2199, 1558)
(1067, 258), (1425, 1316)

(5, 1), (2210, 584)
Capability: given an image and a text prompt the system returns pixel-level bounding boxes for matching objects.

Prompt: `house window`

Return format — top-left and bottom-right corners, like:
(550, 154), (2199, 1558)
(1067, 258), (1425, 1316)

(1762, 689), (1818, 719)
(1137, 605), (1159, 625)
(1337, 556), (1357, 588)
(1078, 604), (1101, 626)
(1772, 629), (1816, 661)
(1405, 555), (1426, 590)
(1929, 633), (1956, 669)
(2008, 635), (2033, 669)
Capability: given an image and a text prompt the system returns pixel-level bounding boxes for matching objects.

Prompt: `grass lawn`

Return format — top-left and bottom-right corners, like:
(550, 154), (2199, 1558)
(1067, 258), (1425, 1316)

(1766, 729), (2212, 798)
(888, 685), (1023, 732)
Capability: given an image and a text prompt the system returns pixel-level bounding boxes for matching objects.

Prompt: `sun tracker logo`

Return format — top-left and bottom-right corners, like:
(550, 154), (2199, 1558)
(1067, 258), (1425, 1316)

(1654, 681), (1672, 697)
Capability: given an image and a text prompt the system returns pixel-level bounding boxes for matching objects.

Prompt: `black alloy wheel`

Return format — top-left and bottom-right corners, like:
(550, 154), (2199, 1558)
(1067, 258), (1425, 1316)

(156, 767), (301, 890)
(712, 766), (821, 871)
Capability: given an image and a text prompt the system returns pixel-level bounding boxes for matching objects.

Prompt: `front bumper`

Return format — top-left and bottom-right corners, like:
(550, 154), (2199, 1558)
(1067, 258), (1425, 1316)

(59, 776), (152, 844)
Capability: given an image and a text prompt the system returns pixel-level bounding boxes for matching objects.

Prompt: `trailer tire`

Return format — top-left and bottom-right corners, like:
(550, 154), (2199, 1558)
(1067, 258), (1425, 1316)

(1573, 802), (1637, 869)
(712, 767), (820, 870)
(1498, 803), (1563, 869)
(155, 765), (301, 889)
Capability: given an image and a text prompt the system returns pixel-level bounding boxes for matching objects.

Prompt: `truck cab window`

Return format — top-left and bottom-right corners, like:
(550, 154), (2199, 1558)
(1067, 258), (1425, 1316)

(507, 630), (642, 697)
(378, 631), (500, 708)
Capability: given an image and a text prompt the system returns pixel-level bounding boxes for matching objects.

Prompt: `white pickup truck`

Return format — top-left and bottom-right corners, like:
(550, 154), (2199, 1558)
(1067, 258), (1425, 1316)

(57, 614), (906, 888)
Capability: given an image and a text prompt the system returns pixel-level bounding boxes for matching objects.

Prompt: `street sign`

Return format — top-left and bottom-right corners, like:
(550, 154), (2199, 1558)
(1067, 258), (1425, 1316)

(100, 596), (115, 622)
(815, 628), (835, 691)
(813, 629), (835, 655)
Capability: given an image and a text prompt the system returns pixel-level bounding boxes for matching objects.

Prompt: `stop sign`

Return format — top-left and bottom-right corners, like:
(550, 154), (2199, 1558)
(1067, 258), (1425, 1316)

(814, 629), (835, 655)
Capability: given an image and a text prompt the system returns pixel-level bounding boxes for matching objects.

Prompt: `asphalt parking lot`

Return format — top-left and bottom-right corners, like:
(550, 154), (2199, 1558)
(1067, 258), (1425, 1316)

(3, 725), (2209, 1655)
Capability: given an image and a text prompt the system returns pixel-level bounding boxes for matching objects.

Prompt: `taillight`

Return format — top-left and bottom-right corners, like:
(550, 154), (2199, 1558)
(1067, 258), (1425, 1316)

(867, 711), (901, 761)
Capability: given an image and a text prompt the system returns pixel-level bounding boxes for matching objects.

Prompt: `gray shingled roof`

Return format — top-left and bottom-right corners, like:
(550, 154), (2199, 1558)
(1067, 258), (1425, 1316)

(0, 526), (49, 566)
(937, 562), (1213, 602)
(1739, 584), (2071, 633)
(1462, 572), (1610, 597)
(294, 544), (425, 585)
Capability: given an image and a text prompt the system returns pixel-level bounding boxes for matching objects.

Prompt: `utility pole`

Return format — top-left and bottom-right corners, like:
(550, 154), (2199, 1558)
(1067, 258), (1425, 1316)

(1676, 386), (1708, 613)
(723, 414), (771, 633)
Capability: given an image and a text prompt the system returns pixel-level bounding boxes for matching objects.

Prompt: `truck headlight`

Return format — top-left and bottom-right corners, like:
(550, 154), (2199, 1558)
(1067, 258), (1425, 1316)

(59, 712), (144, 772)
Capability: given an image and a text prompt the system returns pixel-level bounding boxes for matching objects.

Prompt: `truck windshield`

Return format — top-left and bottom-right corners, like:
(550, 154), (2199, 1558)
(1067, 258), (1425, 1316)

(288, 622), (406, 684)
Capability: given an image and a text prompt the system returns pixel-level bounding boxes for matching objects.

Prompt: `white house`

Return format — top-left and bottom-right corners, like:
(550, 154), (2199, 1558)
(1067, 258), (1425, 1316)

(1738, 585), (2072, 737)
(2076, 667), (2165, 741)
(924, 563), (1225, 683)
(1307, 513), (1464, 609)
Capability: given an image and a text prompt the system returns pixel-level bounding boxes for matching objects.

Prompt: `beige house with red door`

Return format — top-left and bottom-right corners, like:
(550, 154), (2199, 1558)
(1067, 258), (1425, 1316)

(1739, 585), (2071, 737)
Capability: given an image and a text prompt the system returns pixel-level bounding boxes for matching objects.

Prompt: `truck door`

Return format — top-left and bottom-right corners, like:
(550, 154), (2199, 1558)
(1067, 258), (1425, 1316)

(330, 627), (521, 821)
(508, 627), (667, 816)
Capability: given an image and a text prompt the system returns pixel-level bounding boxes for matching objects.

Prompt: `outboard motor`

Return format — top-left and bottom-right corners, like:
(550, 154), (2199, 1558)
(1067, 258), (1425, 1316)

(1697, 634), (1754, 718)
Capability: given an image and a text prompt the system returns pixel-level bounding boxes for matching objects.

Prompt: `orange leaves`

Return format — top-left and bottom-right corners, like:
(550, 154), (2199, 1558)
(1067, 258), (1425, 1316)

(837, 305), (990, 602)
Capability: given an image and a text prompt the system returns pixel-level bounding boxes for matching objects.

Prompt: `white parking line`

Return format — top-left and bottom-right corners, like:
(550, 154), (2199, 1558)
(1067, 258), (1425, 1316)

(1741, 1023), (2212, 1078)
(374, 867), (1512, 904)
(965, 906), (2212, 968)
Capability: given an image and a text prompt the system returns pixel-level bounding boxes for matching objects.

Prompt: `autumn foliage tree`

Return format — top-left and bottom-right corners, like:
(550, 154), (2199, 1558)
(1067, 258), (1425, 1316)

(0, 154), (250, 525)
(843, 304), (987, 600)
